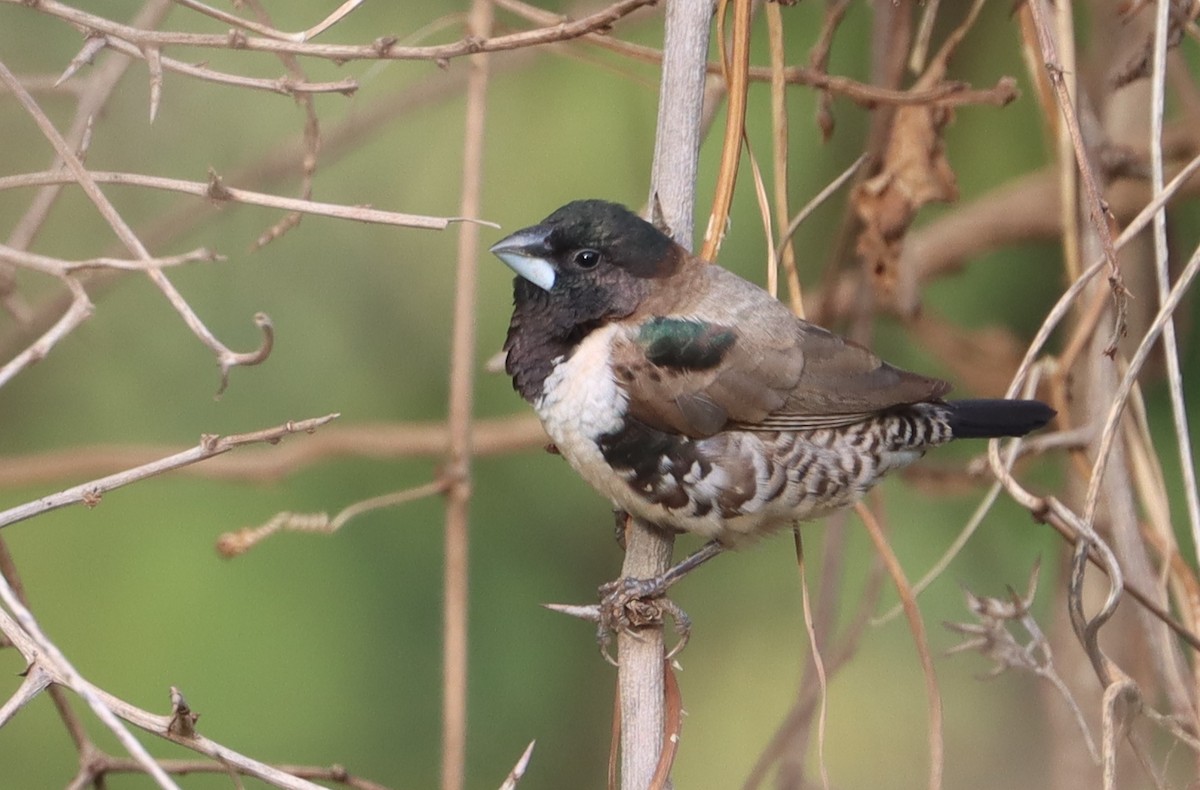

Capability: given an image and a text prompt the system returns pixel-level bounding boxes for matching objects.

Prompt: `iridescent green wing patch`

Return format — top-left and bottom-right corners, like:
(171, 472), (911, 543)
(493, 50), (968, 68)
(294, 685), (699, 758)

(637, 317), (736, 371)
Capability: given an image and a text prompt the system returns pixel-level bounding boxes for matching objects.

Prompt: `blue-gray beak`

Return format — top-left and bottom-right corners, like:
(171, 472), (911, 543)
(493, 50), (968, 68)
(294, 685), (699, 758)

(490, 226), (557, 292)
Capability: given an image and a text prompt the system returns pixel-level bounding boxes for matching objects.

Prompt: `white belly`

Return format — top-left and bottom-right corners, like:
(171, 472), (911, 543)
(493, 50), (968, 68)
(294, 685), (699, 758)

(530, 325), (929, 546)
(532, 327), (767, 542)
(534, 324), (635, 505)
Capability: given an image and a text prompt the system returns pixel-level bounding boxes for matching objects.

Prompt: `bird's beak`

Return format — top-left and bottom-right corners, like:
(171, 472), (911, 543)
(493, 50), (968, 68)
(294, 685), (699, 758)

(490, 225), (557, 292)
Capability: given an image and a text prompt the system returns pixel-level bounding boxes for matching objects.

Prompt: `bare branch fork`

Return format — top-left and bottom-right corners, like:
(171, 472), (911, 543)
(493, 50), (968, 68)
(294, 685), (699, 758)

(0, 0), (637, 392)
(4, 0), (657, 66)
(0, 412), (342, 789)
(0, 601), (330, 790)
(0, 59), (272, 391)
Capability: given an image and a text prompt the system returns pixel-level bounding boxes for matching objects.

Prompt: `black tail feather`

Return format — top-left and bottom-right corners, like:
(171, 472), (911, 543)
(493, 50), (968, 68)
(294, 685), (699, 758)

(945, 399), (1056, 439)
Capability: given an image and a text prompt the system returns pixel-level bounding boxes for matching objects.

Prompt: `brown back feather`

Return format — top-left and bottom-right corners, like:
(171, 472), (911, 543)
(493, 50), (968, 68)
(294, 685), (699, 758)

(615, 263), (951, 438)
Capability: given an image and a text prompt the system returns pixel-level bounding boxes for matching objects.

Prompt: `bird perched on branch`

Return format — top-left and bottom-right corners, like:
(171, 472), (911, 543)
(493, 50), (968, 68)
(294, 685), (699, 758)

(492, 199), (1054, 601)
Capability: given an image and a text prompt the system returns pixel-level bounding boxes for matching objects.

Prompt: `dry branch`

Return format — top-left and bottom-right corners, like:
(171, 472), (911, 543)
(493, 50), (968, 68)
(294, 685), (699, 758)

(173, 0), (364, 43)
(605, 2), (715, 788)
(0, 606), (328, 790)
(495, 0), (1018, 108)
(4, 0), (656, 64)
(0, 415), (339, 532)
(1149, 0), (1200, 569)
(0, 59), (273, 390)
(0, 415), (546, 487)
(440, 2), (494, 787)
(0, 277), (92, 389)
(217, 480), (450, 558)
(79, 34), (359, 99)
(1024, 0), (1128, 353)
(0, 169), (478, 230)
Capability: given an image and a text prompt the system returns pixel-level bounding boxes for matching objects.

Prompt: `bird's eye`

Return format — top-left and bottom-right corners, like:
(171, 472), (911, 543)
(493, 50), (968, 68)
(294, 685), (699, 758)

(572, 249), (601, 269)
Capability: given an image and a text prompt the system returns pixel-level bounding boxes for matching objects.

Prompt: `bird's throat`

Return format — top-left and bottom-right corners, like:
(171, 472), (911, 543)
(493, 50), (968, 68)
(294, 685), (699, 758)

(504, 284), (601, 404)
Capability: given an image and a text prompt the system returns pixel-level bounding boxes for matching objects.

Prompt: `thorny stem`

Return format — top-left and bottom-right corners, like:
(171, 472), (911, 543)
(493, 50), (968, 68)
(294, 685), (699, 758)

(0, 415), (339, 531)
(4, 0), (655, 65)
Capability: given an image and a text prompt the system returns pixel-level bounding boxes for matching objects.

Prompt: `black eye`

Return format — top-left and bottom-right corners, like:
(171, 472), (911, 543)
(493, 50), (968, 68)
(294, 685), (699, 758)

(573, 249), (600, 269)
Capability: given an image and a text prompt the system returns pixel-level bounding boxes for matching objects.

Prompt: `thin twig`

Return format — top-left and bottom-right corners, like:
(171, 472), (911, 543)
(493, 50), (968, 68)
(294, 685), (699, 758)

(765, 2), (799, 314)
(775, 154), (867, 272)
(0, 415), (546, 487)
(1024, 0), (1128, 353)
(0, 606), (327, 790)
(240, 0), (323, 250)
(700, 0), (752, 260)
(9, 0), (656, 64)
(0, 599), (182, 789)
(795, 531), (830, 790)
(0, 60), (273, 390)
(67, 755), (389, 790)
(0, 276), (92, 389)
(92, 34), (359, 98)
(0, 415), (339, 531)
(2, 0), (172, 325)
(171, 0), (364, 43)
(494, 0), (1018, 108)
(216, 480), (450, 558)
(0, 664), (53, 728)
(0, 243), (222, 274)
(1083, 241), (1200, 526)
(857, 502), (943, 790)
(0, 538), (92, 752)
(1150, 0), (1200, 572)
(996, 147), (1200, 410)
(0, 169), (484, 230)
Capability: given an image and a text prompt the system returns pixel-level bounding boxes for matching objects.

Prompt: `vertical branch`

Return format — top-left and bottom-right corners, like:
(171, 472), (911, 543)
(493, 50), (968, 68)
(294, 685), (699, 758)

(1151, 0), (1200, 576)
(699, 0), (751, 261)
(1051, 0), (1081, 283)
(618, 3), (712, 789)
(765, 2), (803, 317)
(1024, 0), (1127, 351)
(441, 2), (493, 790)
(647, 1), (710, 244)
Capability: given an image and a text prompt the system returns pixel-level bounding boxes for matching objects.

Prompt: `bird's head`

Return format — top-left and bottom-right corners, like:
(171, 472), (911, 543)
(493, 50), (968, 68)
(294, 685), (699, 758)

(491, 200), (684, 329)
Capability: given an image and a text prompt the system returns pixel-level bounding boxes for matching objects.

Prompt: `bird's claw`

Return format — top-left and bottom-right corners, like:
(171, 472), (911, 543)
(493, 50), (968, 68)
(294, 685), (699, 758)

(596, 576), (692, 665)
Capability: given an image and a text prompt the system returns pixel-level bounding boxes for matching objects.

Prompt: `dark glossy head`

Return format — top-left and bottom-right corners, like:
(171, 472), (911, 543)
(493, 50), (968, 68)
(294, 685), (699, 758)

(495, 200), (685, 400)
(491, 200), (681, 322)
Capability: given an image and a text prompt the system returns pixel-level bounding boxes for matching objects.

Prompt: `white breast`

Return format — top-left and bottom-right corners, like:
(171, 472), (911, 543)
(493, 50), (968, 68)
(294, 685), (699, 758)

(535, 324), (636, 505)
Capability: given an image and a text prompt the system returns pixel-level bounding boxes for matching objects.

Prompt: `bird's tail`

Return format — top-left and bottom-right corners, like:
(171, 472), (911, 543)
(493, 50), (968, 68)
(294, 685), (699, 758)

(944, 399), (1056, 439)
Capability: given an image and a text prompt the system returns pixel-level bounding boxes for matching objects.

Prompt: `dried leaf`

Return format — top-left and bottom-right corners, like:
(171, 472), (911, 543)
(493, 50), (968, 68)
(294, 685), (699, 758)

(852, 102), (959, 306)
(851, 0), (991, 310)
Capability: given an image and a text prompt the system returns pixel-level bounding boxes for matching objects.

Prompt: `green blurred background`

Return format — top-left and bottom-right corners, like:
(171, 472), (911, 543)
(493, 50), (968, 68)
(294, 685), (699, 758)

(0, 2), (1197, 788)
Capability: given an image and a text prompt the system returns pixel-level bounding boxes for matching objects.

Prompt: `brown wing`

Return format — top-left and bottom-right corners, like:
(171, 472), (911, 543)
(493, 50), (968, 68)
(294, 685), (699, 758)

(613, 264), (950, 438)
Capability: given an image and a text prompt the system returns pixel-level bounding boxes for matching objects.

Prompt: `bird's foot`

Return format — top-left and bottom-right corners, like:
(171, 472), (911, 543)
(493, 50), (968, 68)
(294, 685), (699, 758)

(596, 575), (692, 665)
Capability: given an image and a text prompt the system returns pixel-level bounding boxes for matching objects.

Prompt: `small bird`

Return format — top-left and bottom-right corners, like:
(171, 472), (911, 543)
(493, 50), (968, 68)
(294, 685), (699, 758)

(492, 200), (1053, 570)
